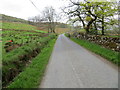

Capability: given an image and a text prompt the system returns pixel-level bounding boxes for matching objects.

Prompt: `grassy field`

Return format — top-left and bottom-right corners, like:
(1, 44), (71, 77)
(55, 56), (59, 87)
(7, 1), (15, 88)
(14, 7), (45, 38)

(2, 14), (28, 24)
(1, 19), (57, 88)
(66, 35), (119, 66)
(55, 28), (70, 34)
(1, 21), (48, 55)
(3, 34), (57, 87)
(7, 38), (57, 88)
(1, 21), (47, 33)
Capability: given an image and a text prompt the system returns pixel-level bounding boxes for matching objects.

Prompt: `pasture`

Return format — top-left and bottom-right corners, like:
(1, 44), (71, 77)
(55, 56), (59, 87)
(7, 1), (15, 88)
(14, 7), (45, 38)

(1, 20), (57, 87)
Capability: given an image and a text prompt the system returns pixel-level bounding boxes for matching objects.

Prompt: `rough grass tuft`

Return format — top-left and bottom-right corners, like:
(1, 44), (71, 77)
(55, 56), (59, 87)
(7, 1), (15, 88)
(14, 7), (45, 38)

(7, 38), (56, 88)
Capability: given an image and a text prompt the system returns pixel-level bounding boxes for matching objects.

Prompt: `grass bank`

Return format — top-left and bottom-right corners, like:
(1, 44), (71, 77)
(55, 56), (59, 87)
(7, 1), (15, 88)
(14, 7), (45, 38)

(7, 38), (57, 88)
(65, 35), (119, 66)
(3, 35), (56, 87)
(1, 21), (47, 33)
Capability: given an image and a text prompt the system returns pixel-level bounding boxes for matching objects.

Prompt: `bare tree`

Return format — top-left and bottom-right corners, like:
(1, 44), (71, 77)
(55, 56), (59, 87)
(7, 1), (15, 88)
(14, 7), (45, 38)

(42, 6), (58, 33)
(28, 15), (44, 26)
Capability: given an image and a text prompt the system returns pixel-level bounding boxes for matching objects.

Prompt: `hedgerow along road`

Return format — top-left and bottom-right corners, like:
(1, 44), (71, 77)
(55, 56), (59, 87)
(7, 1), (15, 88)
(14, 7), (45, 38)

(40, 34), (118, 88)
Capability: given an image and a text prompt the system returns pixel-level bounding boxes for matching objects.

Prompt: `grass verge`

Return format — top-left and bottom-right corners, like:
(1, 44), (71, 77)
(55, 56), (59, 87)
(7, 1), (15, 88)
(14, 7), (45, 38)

(7, 38), (57, 88)
(2, 35), (56, 87)
(66, 35), (119, 66)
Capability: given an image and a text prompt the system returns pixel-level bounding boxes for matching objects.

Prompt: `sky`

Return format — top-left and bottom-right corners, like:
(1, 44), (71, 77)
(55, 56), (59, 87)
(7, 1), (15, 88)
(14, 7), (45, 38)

(0, 0), (69, 21)
(0, 0), (118, 22)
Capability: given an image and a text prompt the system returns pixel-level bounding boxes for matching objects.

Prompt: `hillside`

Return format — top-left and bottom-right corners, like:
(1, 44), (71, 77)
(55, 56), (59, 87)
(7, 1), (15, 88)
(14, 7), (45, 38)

(1, 14), (28, 24)
(1, 14), (57, 87)
(1, 14), (70, 34)
(1, 21), (47, 33)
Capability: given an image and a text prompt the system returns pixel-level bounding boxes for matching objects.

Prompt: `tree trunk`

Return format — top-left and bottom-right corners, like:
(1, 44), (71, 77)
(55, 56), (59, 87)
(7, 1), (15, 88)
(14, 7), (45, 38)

(77, 14), (85, 30)
(53, 29), (55, 33)
(101, 16), (104, 35)
(86, 26), (90, 34)
(86, 16), (97, 34)
(48, 28), (49, 33)
(93, 21), (98, 35)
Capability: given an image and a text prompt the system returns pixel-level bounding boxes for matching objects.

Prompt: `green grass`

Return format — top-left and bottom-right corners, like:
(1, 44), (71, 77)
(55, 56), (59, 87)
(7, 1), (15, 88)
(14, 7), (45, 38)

(103, 35), (120, 38)
(7, 38), (56, 88)
(67, 36), (119, 66)
(2, 30), (47, 55)
(2, 22), (37, 30)
(2, 14), (28, 24)
(2, 21), (47, 55)
(1, 21), (47, 33)
(2, 35), (56, 87)
(3, 35), (56, 62)
(3, 37), (48, 62)
(34, 30), (47, 33)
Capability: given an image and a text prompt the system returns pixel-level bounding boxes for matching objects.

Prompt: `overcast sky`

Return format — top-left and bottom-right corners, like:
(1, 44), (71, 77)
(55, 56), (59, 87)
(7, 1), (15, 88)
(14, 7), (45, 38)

(0, 0), (70, 20)
(0, 0), (118, 22)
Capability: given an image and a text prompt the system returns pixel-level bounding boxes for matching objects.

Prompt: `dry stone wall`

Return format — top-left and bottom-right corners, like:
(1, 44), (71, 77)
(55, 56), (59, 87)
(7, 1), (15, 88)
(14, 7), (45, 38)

(70, 32), (120, 52)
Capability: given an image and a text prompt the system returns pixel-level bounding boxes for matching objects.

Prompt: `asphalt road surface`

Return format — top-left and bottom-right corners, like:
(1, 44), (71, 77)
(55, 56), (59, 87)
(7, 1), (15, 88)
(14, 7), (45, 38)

(40, 34), (118, 88)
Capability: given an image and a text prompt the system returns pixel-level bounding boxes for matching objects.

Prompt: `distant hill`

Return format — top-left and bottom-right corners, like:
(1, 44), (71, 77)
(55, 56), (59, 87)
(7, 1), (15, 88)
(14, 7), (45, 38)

(57, 22), (68, 28)
(1, 14), (28, 24)
(1, 14), (70, 34)
(1, 14), (69, 28)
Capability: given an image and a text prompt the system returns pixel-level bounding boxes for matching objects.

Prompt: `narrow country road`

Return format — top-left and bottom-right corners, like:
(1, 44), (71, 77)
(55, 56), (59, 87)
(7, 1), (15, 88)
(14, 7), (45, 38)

(40, 34), (118, 88)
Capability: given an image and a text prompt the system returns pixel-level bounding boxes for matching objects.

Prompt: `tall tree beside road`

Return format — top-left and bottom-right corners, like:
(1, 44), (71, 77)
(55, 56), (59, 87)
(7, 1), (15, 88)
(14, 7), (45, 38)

(43, 6), (58, 33)
(28, 6), (59, 33)
(63, 0), (118, 35)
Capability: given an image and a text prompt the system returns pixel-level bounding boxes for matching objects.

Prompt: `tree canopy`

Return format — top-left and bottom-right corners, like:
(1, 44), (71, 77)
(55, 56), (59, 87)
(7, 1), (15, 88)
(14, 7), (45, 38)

(63, 0), (118, 35)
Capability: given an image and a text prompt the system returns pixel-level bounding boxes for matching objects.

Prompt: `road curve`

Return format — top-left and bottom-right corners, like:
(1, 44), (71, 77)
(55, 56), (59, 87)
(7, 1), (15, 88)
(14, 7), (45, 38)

(40, 34), (118, 88)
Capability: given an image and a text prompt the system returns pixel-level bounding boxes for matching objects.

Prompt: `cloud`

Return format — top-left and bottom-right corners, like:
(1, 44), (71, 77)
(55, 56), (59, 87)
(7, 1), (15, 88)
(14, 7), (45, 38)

(0, 0), (68, 20)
